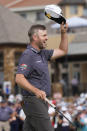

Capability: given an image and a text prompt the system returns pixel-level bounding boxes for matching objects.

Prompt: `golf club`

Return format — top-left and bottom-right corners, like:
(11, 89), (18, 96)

(45, 98), (77, 130)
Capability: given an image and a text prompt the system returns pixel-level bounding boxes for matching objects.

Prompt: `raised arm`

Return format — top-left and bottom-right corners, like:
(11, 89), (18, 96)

(51, 23), (68, 60)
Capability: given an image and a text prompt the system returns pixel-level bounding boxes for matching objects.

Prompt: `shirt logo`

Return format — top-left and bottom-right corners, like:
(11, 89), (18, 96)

(36, 60), (42, 63)
(20, 64), (27, 70)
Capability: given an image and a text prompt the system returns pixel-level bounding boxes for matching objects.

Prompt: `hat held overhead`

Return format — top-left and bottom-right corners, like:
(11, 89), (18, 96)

(44, 4), (66, 24)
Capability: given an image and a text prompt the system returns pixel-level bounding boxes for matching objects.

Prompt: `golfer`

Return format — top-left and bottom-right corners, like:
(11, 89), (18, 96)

(16, 23), (68, 131)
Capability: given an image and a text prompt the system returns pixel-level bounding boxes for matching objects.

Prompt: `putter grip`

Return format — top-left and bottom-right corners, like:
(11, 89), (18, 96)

(45, 98), (56, 109)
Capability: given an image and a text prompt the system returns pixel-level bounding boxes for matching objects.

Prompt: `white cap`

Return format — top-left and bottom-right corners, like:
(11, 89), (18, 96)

(61, 106), (67, 111)
(16, 94), (23, 102)
(45, 5), (62, 18)
(76, 106), (83, 111)
(8, 94), (15, 103)
(80, 93), (85, 98)
(8, 94), (15, 99)
(85, 93), (87, 98)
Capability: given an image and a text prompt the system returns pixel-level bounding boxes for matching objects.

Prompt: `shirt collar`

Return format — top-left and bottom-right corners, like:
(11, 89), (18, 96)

(27, 44), (40, 54)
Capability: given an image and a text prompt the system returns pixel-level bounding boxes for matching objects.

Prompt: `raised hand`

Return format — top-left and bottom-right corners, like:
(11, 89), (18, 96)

(60, 22), (68, 33)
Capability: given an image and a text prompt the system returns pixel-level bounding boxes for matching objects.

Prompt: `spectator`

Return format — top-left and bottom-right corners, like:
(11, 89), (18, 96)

(55, 114), (63, 131)
(71, 77), (79, 96)
(0, 99), (13, 131)
(18, 109), (26, 131)
(53, 92), (62, 105)
(19, 109), (26, 121)
(61, 106), (72, 131)
(9, 101), (22, 131)
(60, 78), (67, 96)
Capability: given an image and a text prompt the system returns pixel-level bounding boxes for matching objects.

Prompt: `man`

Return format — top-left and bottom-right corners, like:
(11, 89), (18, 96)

(16, 23), (68, 131)
(71, 77), (79, 96)
(0, 100), (13, 131)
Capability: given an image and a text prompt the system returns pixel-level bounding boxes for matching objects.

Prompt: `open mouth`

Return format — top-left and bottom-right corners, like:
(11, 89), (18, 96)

(41, 42), (47, 48)
(43, 42), (47, 46)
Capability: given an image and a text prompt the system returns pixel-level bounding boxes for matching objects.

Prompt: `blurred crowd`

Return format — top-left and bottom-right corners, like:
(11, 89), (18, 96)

(0, 94), (26, 131)
(48, 92), (87, 131)
(0, 92), (87, 131)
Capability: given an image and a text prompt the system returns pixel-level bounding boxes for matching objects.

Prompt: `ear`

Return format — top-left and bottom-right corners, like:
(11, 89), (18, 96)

(32, 34), (38, 41)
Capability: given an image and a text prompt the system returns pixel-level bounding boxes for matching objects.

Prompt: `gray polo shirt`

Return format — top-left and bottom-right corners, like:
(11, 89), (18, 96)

(17, 45), (54, 96)
(0, 106), (13, 121)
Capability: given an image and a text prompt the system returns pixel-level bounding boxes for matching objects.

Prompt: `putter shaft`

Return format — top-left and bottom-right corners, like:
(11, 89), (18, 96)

(45, 98), (75, 126)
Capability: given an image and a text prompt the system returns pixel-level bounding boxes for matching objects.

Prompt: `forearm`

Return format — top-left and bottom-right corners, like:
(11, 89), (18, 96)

(59, 23), (68, 54)
(15, 74), (46, 99)
(15, 74), (38, 94)
(59, 32), (68, 53)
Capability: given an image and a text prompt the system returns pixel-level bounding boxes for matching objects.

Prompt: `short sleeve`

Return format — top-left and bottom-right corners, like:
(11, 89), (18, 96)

(16, 53), (32, 77)
(43, 49), (54, 61)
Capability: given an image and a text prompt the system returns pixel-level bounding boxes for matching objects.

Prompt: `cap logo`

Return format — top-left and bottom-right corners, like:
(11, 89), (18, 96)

(46, 13), (51, 18)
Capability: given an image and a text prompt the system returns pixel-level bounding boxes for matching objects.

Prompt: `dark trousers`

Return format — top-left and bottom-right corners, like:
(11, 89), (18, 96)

(62, 126), (70, 131)
(22, 96), (54, 131)
(72, 85), (79, 96)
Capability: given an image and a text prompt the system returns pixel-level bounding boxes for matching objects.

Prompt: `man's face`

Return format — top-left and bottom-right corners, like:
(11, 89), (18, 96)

(35, 29), (48, 49)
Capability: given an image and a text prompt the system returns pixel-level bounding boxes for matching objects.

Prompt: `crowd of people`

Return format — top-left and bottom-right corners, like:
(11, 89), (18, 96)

(0, 94), (26, 131)
(48, 92), (87, 131)
(0, 92), (87, 131)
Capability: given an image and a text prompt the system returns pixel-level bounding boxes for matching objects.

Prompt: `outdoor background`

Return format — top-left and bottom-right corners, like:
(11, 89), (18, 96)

(0, 0), (87, 131)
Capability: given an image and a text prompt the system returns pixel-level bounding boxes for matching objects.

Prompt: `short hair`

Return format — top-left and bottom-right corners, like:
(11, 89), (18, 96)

(28, 24), (46, 42)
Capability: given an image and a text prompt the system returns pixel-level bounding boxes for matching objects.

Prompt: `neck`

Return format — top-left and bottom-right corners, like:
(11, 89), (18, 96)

(30, 42), (40, 51)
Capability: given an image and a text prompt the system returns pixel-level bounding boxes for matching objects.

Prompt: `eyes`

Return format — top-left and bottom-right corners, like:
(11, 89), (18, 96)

(39, 34), (47, 39)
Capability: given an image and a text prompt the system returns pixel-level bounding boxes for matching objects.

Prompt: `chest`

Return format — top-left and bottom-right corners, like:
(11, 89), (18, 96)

(0, 107), (9, 114)
(31, 54), (48, 76)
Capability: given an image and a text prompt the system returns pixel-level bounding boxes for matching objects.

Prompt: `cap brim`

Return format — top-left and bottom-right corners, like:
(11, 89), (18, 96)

(45, 12), (66, 24)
